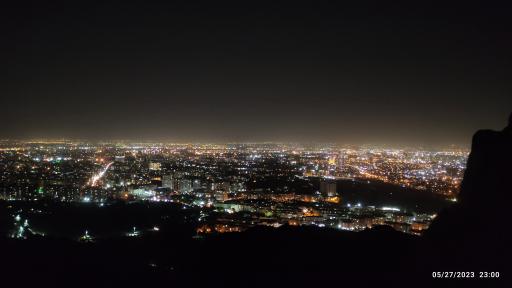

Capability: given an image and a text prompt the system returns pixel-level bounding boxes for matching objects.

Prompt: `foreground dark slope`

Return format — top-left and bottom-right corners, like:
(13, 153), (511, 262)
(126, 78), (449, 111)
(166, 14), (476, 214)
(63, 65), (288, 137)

(1, 116), (510, 287)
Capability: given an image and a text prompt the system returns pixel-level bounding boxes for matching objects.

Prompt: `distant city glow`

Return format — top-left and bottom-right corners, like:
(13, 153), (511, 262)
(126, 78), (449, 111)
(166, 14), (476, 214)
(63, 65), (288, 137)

(0, 141), (462, 238)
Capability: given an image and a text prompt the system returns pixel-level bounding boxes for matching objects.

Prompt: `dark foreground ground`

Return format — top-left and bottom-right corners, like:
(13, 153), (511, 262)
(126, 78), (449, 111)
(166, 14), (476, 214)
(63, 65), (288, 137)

(0, 219), (507, 288)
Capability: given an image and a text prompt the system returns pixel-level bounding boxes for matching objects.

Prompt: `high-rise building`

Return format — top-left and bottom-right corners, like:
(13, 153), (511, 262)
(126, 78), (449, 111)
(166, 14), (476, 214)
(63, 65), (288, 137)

(320, 178), (337, 197)
(337, 152), (344, 171)
(177, 179), (192, 194)
(162, 174), (173, 189)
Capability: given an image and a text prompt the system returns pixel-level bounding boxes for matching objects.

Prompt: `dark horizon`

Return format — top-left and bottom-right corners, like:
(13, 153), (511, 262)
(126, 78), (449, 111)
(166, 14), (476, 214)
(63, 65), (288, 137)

(2, 1), (511, 145)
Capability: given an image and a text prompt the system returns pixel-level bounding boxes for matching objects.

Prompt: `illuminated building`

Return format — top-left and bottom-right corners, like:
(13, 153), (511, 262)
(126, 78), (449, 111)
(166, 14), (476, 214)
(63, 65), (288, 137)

(149, 162), (161, 171)
(320, 178), (337, 197)
(177, 179), (192, 194)
(215, 191), (229, 202)
(162, 174), (174, 189)
(192, 179), (201, 190)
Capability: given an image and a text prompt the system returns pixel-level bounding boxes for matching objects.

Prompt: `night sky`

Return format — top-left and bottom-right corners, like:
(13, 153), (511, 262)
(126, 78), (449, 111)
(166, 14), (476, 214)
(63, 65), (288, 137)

(2, 0), (511, 145)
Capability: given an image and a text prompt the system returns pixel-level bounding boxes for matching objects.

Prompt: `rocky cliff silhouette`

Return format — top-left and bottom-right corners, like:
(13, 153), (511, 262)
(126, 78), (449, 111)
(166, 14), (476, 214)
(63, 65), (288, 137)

(424, 113), (511, 270)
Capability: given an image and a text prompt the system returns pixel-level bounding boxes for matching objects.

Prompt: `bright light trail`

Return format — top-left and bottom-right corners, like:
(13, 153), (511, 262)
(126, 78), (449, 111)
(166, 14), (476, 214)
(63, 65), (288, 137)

(89, 162), (114, 187)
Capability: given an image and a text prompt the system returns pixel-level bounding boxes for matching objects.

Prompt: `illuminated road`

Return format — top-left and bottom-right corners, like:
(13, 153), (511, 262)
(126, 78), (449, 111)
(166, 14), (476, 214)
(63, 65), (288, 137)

(89, 162), (114, 187)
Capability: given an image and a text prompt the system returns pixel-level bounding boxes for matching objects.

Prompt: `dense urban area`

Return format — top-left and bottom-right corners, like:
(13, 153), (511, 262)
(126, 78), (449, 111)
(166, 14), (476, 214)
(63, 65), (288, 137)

(0, 140), (467, 241)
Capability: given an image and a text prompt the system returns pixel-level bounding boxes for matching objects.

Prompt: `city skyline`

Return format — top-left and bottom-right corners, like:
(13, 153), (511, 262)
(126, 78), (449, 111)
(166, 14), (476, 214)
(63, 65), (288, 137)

(1, 141), (463, 235)
(0, 139), (471, 151)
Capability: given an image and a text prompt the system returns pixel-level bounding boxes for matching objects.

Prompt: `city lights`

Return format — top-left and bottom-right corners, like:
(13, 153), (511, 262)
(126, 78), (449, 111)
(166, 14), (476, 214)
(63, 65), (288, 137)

(0, 141), (461, 237)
